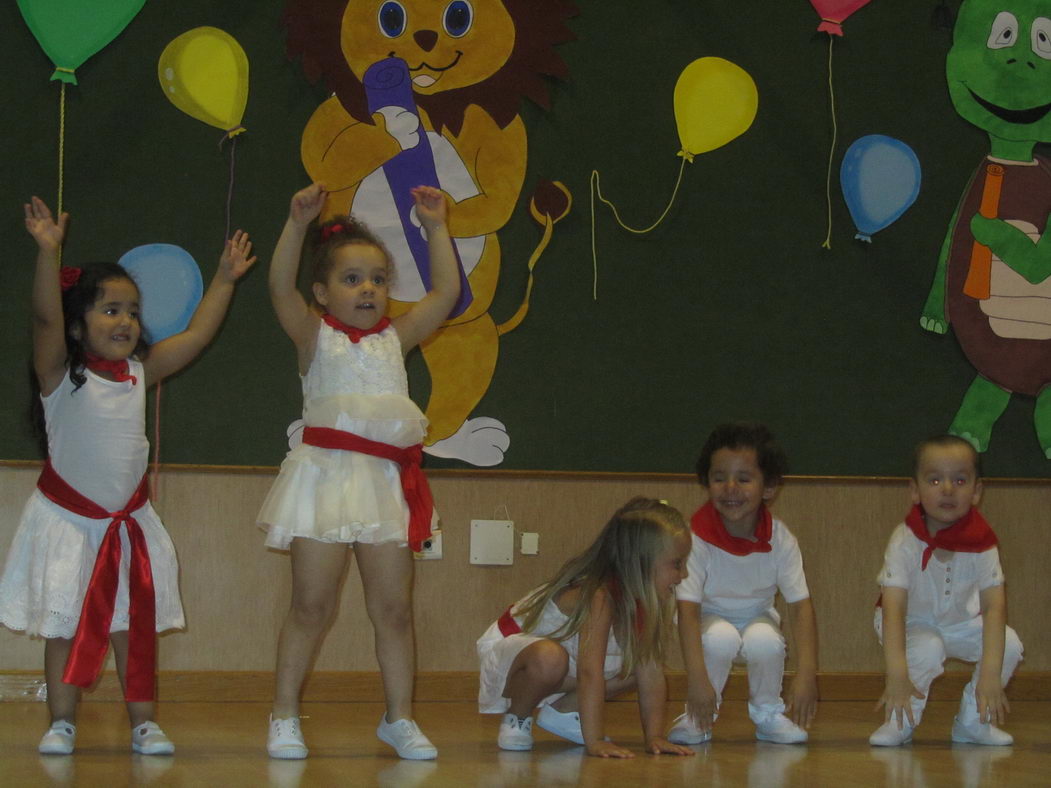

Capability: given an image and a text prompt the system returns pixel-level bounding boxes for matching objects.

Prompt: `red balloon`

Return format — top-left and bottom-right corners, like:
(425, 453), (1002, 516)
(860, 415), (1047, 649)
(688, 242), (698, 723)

(809, 0), (871, 36)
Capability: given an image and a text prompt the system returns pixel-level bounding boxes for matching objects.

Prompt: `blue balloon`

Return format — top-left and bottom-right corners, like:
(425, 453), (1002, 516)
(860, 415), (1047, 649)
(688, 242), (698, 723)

(840, 135), (922, 242)
(118, 244), (203, 342)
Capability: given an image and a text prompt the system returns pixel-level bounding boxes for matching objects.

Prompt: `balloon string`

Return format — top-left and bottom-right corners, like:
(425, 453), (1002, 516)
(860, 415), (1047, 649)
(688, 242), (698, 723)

(822, 35), (837, 250)
(224, 135), (237, 241)
(589, 157), (688, 300)
(57, 82), (66, 265)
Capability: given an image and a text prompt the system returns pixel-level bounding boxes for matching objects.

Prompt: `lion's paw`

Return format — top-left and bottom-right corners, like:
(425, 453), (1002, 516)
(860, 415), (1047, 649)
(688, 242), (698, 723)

(425, 418), (510, 466)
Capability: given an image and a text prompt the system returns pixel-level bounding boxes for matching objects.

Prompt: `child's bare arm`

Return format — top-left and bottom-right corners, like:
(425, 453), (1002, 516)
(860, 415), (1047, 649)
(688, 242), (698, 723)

(577, 591), (632, 758)
(144, 231), (257, 384)
(635, 660), (693, 756)
(677, 599), (717, 731)
(26, 197), (70, 395)
(786, 597), (819, 728)
(270, 184), (326, 366)
(875, 587), (924, 728)
(393, 186), (460, 352)
(975, 584), (1010, 725)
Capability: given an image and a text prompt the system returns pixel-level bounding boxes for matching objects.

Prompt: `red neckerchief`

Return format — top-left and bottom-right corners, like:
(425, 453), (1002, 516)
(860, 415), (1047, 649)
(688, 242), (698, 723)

(322, 313), (391, 343)
(690, 500), (772, 555)
(904, 503), (998, 570)
(85, 354), (137, 385)
(301, 426), (433, 552)
(36, 460), (155, 702)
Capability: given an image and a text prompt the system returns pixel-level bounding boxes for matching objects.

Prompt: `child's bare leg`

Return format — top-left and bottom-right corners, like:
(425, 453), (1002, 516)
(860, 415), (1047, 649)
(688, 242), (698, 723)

(503, 640), (569, 718)
(43, 638), (80, 723)
(272, 538), (349, 718)
(355, 541), (416, 722)
(109, 631), (154, 726)
(551, 674), (637, 712)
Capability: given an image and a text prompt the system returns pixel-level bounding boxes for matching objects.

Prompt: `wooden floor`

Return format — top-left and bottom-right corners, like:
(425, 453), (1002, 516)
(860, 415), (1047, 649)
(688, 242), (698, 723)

(1, 700), (1048, 787)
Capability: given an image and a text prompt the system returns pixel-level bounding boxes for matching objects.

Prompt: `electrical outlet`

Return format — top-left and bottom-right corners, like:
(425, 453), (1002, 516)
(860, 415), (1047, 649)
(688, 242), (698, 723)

(414, 530), (443, 560)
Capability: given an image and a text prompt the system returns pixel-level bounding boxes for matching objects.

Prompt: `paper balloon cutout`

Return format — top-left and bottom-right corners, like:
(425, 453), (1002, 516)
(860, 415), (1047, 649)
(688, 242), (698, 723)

(840, 135), (921, 242)
(158, 27), (248, 139)
(118, 244), (203, 343)
(674, 58), (758, 161)
(18, 0), (145, 84)
(810, 0), (872, 36)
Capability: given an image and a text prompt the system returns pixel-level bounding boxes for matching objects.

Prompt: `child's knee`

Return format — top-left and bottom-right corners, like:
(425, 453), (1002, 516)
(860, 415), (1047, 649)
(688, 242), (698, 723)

(290, 594), (337, 629)
(906, 627), (947, 671)
(522, 640), (569, 685)
(1004, 627), (1024, 670)
(367, 596), (412, 631)
(740, 625), (785, 665)
(702, 622), (743, 663)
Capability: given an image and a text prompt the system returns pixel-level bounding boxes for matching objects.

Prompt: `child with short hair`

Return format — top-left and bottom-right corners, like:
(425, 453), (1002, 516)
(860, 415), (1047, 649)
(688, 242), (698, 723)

(476, 498), (695, 759)
(870, 435), (1022, 746)
(669, 422), (818, 745)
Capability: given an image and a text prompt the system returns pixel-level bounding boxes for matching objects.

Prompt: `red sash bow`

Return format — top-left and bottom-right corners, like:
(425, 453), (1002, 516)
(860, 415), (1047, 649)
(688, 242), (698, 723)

(904, 504), (998, 570)
(301, 426), (433, 552)
(36, 460), (155, 701)
(497, 606), (521, 636)
(322, 313), (391, 343)
(84, 354), (137, 385)
(690, 500), (772, 555)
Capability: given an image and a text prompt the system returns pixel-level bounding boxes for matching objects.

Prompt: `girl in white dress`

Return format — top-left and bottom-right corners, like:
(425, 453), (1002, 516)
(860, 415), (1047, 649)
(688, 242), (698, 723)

(0, 197), (255, 755)
(476, 497), (695, 759)
(260, 183), (459, 760)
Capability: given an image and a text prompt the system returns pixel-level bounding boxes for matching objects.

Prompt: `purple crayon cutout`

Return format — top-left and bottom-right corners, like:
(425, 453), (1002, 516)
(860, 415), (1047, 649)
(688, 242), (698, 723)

(363, 57), (472, 318)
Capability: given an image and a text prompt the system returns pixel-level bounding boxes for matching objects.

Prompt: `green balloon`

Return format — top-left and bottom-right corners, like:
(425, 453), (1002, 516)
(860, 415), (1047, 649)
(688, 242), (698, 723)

(18, 0), (146, 85)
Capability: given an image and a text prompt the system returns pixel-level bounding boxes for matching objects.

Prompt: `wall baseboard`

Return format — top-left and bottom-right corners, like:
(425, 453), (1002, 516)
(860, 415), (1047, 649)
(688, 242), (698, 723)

(3, 670), (1049, 703)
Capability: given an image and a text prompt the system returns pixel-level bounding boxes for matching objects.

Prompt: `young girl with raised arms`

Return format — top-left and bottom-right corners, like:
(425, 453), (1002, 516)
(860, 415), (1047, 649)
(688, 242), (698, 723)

(0, 197), (255, 755)
(670, 422), (818, 745)
(476, 497), (695, 758)
(258, 183), (459, 760)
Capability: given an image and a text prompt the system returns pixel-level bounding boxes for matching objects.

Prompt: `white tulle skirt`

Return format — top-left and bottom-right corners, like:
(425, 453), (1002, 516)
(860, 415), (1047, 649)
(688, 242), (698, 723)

(0, 491), (185, 639)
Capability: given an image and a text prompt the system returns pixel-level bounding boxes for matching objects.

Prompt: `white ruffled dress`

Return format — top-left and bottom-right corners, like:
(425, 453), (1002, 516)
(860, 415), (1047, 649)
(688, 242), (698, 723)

(0, 362), (185, 639)
(258, 320), (428, 549)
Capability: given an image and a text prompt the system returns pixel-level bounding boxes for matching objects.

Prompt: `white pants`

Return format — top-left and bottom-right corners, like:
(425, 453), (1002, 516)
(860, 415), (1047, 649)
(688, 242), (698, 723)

(702, 612), (786, 721)
(874, 610), (1023, 725)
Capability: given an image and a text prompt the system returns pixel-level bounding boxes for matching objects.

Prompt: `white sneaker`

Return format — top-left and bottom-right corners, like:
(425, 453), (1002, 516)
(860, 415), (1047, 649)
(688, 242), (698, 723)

(377, 715), (437, 760)
(667, 712), (712, 744)
(38, 720), (76, 755)
(951, 716), (1014, 746)
(268, 715), (308, 759)
(754, 712), (808, 744)
(498, 713), (534, 751)
(131, 721), (175, 755)
(536, 705), (585, 745)
(869, 719), (914, 746)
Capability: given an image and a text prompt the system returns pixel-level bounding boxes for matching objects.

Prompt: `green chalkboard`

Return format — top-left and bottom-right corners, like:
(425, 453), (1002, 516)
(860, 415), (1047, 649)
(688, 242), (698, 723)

(1, 1), (1048, 477)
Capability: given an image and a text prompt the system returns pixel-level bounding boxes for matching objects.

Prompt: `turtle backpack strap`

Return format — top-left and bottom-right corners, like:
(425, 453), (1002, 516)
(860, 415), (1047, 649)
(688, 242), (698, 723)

(964, 162), (1005, 300)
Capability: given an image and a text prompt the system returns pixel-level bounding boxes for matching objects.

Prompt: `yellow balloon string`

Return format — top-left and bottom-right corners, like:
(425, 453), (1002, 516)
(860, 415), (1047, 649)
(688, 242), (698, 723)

(590, 156), (688, 300)
(57, 82), (66, 265)
(821, 35), (837, 250)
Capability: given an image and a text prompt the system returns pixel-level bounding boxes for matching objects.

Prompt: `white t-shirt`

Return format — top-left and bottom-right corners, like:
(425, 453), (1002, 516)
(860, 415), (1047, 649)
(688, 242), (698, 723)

(676, 517), (810, 623)
(878, 522), (1004, 629)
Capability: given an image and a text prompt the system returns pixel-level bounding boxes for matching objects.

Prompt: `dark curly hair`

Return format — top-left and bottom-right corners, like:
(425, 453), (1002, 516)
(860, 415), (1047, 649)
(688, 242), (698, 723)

(695, 422), (788, 488)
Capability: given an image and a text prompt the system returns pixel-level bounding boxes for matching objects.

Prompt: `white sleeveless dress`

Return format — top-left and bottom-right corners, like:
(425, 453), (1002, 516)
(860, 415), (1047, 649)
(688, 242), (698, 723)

(0, 362), (184, 638)
(258, 321), (429, 548)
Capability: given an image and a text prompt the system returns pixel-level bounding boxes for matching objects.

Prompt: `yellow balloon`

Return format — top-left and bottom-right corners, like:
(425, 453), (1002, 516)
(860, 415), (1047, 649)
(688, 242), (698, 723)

(674, 57), (757, 161)
(158, 27), (248, 138)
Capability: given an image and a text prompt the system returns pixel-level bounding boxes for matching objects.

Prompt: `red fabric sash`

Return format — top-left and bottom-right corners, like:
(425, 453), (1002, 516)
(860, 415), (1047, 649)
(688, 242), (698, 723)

(498, 607), (522, 637)
(690, 500), (772, 555)
(301, 426), (433, 552)
(85, 354), (137, 385)
(904, 503), (998, 570)
(36, 460), (155, 701)
(322, 313), (391, 343)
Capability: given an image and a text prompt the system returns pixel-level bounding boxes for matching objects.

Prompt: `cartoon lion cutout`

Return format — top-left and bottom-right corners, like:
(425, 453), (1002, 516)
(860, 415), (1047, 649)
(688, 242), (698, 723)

(283, 0), (575, 466)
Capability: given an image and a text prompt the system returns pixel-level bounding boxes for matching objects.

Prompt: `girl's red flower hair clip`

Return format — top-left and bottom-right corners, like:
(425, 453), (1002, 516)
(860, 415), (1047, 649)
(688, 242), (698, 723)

(59, 267), (82, 291)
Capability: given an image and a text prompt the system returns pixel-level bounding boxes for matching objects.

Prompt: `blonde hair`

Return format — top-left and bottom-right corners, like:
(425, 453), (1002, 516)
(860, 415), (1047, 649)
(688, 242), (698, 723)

(515, 497), (688, 675)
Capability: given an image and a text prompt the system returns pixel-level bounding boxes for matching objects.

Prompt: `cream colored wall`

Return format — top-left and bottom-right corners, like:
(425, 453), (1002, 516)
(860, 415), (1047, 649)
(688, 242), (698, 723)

(1, 465), (1048, 674)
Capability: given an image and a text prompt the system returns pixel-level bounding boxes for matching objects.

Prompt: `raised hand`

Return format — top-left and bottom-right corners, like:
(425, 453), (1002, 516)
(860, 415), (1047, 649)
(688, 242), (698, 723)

(24, 196), (68, 252)
(410, 185), (448, 232)
(219, 230), (258, 282)
(290, 183), (327, 228)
